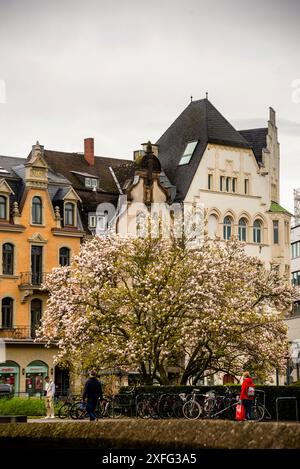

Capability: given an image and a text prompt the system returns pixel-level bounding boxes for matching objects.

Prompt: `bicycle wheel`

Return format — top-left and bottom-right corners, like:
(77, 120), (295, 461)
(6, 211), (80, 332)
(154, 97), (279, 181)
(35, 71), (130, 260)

(203, 397), (215, 418)
(136, 400), (152, 419)
(58, 402), (71, 419)
(70, 401), (88, 420)
(106, 397), (123, 419)
(183, 400), (202, 420)
(252, 404), (264, 422)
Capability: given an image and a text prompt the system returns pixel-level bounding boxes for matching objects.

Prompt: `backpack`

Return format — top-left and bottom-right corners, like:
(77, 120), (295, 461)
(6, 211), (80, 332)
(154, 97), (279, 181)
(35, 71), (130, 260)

(247, 386), (255, 397)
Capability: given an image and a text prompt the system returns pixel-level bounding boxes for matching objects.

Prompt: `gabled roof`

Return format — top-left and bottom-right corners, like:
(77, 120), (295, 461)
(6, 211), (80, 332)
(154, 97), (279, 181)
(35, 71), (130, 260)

(238, 128), (268, 165)
(43, 150), (132, 194)
(156, 99), (251, 201)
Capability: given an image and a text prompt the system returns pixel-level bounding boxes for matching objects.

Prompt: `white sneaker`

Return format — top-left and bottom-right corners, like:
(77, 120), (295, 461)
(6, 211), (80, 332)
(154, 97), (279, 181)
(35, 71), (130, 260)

(50, 416), (55, 419)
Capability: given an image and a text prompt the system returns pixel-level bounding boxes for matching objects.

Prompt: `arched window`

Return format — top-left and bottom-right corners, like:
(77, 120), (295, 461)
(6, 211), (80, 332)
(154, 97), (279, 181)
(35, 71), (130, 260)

(59, 247), (70, 266)
(253, 219), (262, 244)
(32, 196), (42, 224)
(238, 218), (247, 242)
(31, 299), (42, 339)
(2, 243), (14, 275)
(223, 216), (232, 240)
(0, 196), (7, 219)
(64, 203), (74, 226)
(208, 214), (218, 239)
(2, 297), (13, 329)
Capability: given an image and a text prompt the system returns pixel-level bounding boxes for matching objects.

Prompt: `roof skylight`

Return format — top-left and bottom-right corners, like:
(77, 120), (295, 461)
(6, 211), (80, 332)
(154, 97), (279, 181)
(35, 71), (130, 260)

(179, 141), (198, 165)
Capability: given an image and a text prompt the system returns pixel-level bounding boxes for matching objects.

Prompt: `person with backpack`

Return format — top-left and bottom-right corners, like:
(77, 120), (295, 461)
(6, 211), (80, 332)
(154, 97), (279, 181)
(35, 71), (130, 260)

(239, 371), (255, 420)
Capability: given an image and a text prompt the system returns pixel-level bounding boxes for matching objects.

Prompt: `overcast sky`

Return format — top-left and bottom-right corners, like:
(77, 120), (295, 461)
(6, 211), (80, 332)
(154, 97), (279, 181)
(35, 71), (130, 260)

(0, 0), (299, 211)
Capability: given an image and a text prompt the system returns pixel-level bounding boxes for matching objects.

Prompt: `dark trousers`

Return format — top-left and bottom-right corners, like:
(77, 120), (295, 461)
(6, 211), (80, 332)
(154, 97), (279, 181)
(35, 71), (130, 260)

(86, 398), (98, 421)
(242, 399), (253, 420)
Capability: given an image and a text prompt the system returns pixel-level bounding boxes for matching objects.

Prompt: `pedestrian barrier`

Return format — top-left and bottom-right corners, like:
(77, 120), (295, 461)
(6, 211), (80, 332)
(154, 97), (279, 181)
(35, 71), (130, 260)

(276, 397), (299, 421)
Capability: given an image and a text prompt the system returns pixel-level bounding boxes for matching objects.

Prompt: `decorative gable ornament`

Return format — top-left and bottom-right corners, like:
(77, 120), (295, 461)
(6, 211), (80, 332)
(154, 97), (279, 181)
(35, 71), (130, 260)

(28, 232), (48, 244)
(25, 141), (48, 188)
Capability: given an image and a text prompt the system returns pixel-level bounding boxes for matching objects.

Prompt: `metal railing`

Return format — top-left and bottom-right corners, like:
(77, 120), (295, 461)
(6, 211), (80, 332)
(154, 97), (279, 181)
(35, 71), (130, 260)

(0, 326), (32, 339)
(19, 272), (49, 287)
(276, 397), (299, 421)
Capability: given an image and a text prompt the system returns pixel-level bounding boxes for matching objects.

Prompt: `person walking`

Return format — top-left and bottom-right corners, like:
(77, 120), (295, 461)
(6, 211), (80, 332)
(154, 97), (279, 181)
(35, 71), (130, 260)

(239, 371), (255, 420)
(82, 371), (103, 421)
(44, 376), (56, 419)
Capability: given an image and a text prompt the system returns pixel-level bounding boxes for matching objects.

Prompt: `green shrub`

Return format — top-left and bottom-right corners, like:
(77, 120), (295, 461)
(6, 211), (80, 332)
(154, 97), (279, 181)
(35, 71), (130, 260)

(0, 397), (46, 416)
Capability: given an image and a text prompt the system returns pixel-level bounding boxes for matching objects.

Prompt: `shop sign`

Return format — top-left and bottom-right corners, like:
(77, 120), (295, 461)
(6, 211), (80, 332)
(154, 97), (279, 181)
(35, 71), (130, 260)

(26, 366), (47, 373)
(0, 367), (18, 374)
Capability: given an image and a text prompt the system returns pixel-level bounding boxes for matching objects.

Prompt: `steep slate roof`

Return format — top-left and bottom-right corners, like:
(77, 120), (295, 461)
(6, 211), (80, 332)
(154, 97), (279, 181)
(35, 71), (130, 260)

(239, 128), (268, 165)
(0, 155), (26, 174)
(156, 99), (251, 201)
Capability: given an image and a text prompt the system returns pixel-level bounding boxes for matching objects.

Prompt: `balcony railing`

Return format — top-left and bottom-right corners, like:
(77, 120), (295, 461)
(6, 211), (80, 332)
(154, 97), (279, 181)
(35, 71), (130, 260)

(19, 272), (49, 287)
(0, 326), (32, 339)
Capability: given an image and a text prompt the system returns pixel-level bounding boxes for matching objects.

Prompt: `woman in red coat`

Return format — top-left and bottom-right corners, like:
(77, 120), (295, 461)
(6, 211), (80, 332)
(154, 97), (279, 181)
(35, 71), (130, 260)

(240, 371), (255, 420)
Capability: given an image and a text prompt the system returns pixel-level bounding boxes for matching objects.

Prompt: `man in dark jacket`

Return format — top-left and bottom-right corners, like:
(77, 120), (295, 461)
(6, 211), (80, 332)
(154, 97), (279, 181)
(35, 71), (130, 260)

(82, 371), (103, 421)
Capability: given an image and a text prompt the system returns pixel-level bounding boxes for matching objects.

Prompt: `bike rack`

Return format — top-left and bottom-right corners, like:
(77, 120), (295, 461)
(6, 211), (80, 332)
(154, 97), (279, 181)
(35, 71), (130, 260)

(275, 397), (299, 422)
(255, 389), (266, 407)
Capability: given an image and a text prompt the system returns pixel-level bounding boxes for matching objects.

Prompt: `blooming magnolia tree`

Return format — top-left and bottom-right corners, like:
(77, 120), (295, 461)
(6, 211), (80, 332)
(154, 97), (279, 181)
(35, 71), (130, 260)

(38, 234), (293, 384)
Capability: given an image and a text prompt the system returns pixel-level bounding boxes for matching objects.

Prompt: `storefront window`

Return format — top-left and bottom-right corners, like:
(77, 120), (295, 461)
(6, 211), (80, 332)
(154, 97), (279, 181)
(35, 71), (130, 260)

(0, 361), (20, 394)
(25, 361), (48, 396)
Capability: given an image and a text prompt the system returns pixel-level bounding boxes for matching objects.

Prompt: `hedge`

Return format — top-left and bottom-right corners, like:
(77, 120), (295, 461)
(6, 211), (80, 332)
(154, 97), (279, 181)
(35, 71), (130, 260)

(120, 385), (300, 420)
(0, 397), (46, 416)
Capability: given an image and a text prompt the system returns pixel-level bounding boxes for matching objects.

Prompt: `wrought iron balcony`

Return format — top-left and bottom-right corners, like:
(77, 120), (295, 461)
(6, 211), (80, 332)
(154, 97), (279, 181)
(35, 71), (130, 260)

(19, 272), (49, 288)
(0, 326), (32, 340)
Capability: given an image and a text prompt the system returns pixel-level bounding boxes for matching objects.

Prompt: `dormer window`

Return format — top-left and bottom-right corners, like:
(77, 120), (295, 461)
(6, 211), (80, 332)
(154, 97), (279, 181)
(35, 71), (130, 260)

(64, 203), (75, 226)
(32, 196), (42, 224)
(85, 178), (98, 189)
(0, 195), (7, 219)
(179, 141), (198, 165)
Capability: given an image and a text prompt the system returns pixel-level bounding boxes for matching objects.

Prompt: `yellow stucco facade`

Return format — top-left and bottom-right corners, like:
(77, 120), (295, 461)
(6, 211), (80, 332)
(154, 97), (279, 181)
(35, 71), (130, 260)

(0, 144), (84, 395)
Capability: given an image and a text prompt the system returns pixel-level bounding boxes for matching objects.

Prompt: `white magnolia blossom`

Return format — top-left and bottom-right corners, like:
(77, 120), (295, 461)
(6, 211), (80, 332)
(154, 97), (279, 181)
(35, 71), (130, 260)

(37, 234), (294, 384)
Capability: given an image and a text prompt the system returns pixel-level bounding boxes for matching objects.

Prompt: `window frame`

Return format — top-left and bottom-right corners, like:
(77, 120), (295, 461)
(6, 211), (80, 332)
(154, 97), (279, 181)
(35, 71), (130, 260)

(232, 177), (237, 193)
(253, 219), (262, 244)
(178, 141), (198, 166)
(273, 220), (279, 244)
(59, 247), (70, 266)
(1, 297), (13, 329)
(64, 202), (75, 226)
(223, 216), (232, 240)
(89, 214), (96, 228)
(226, 177), (231, 192)
(238, 218), (247, 242)
(208, 174), (213, 190)
(292, 271), (300, 286)
(0, 195), (7, 220)
(292, 241), (300, 259)
(220, 176), (224, 191)
(2, 243), (14, 275)
(32, 196), (42, 225)
(85, 178), (98, 189)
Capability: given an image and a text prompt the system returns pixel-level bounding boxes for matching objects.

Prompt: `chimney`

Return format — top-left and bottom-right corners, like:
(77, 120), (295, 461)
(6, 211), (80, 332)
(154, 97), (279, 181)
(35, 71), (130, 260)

(84, 138), (94, 166)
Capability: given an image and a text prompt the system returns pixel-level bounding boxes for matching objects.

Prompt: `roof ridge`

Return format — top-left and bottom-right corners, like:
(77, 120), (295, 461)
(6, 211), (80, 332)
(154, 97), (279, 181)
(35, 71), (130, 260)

(44, 149), (130, 163)
(239, 127), (268, 132)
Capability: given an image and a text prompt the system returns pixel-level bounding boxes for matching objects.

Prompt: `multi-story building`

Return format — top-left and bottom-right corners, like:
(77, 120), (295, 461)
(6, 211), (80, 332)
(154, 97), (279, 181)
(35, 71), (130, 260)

(0, 98), (292, 390)
(0, 142), (84, 395)
(288, 189), (300, 383)
(155, 98), (291, 277)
